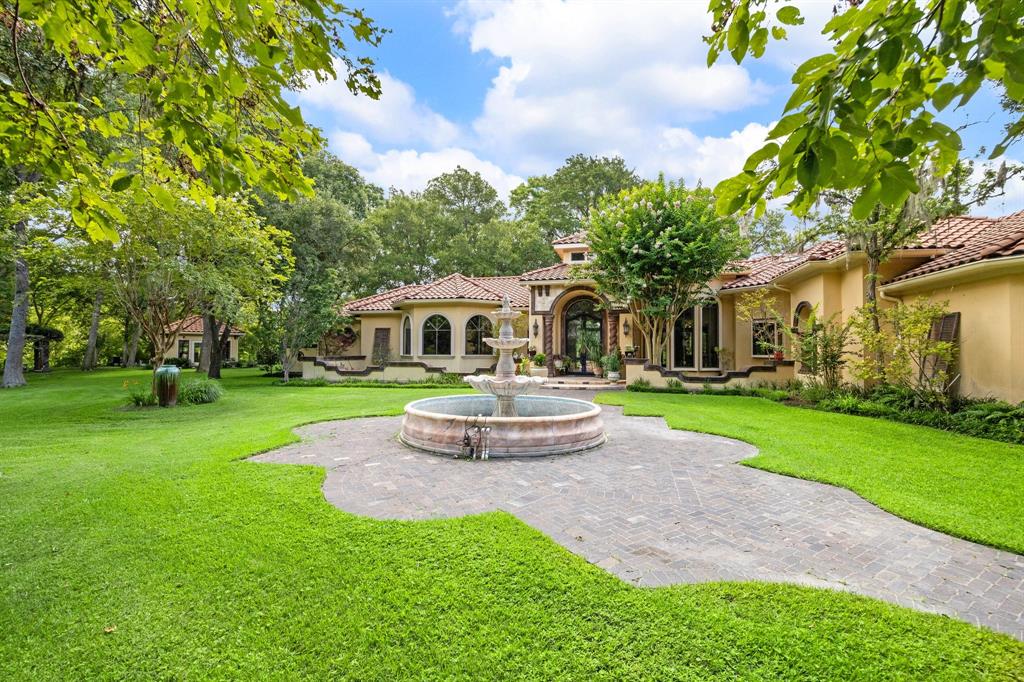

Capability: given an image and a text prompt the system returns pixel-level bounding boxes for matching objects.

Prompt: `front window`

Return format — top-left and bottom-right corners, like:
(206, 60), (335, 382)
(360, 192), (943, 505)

(700, 303), (720, 368)
(177, 340), (189, 360)
(465, 315), (493, 355)
(193, 342), (203, 364)
(752, 319), (780, 357)
(401, 317), (412, 355)
(672, 302), (721, 370)
(422, 315), (452, 355)
(570, 251), (587, 262)
(673, 308), (696, 368)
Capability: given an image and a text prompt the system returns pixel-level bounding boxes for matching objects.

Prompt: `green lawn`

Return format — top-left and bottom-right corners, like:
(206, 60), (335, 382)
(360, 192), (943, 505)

(1, 370), (1021, 679)
(599, 391), (1024, 555)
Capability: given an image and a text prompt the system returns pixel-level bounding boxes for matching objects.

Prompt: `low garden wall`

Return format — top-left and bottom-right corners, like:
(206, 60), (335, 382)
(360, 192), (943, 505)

(624, 358), (796, 390)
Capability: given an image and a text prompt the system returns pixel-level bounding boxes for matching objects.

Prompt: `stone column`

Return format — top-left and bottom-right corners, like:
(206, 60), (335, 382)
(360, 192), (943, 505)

(543, 315), (554, 372)
(607, 311), (620, 352)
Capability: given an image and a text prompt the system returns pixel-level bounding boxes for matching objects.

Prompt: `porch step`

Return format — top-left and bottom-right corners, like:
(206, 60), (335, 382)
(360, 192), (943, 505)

(542, 378), (625, 390)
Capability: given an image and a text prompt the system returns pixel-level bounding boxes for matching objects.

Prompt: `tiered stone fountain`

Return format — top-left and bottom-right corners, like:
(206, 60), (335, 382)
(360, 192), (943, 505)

(463, 295), (545, 416)
(399, 295), (606, 457)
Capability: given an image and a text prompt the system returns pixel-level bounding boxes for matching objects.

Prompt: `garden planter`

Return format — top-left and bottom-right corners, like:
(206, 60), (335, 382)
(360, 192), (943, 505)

(154, 364), (180, 407)
(607, 371), (620, 381)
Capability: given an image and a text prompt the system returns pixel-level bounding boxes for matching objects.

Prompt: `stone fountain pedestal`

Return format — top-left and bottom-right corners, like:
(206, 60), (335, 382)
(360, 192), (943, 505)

(463, 295), (545, 417)
(398, 295), (605, 458)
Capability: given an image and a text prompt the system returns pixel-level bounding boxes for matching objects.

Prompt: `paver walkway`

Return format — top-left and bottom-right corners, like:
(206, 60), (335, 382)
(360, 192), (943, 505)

(252, 404), (1024, 638)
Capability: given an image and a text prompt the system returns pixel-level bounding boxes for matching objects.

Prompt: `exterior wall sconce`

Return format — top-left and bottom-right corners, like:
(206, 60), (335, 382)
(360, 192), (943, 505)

(532, 320), (540, 337)
(623, 319), (631, 336)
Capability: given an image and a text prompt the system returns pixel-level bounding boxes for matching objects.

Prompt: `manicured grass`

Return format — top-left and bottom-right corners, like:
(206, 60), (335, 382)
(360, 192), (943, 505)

(0, 370), (1021, 679)
(599, 391), (1024, 555)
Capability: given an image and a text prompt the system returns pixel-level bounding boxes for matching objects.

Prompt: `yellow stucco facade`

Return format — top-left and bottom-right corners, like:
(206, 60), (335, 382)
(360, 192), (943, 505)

(318, 218), (1024, 402)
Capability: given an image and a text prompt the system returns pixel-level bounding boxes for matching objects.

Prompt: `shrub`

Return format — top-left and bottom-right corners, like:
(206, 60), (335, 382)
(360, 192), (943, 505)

(179, 378), (224, 405)
(665, 378), (684, 390)
(431, 372), (464, 386)
(161, 357), (189, 368)
(123, 380), (157, 407)
(628, 377), (651, 391)
(602, 353), (621, 372)
(532, 352), (547, 366)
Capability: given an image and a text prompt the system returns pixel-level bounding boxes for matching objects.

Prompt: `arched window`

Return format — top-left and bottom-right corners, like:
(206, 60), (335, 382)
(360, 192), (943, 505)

(401, 316), (412, 355)
(465, 315), (493, 355)
(421, 315), (451, 355)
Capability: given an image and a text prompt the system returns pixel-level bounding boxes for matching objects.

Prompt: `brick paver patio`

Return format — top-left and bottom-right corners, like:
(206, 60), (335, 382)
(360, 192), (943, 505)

(252, 402), (1024, 638)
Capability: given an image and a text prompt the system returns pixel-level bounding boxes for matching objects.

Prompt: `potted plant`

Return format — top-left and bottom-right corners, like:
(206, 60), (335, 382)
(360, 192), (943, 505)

(576, 329), (601, 375)
(553, 355), (564, 374)
(772, 349), (785, 364)
(530, 352), (548, 377)
(603, 353), (621, 381)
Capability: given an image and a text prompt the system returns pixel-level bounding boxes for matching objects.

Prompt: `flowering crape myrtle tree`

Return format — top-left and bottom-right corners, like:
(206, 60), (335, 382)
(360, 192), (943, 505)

(585, 181), (743, 367)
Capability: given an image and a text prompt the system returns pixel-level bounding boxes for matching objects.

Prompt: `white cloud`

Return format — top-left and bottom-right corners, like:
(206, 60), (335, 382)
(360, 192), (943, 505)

(328, 132), (525, 199)
(296, 67), (459, 148)
(453, 0), (774, 179)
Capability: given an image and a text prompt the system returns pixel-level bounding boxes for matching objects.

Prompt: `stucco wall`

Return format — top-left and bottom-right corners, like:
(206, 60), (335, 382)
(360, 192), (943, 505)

(910, 274), (1024, 403)
(162, 334), (239, 365)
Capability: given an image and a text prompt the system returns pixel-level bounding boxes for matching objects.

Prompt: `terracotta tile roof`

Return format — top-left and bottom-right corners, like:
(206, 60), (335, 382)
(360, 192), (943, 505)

(343, 274), (529, 313)
(719, 241), (847, 290)
(171, 315), (244, 336)
(520, 262), (575, 282)
(912, 215), (999, 249)
(551, 231), (587, 245)
(888, 211), (1024, 283)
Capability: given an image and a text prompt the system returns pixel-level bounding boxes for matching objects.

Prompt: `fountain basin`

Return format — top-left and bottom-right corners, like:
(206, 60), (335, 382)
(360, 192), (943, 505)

(400, 395), (606, 457)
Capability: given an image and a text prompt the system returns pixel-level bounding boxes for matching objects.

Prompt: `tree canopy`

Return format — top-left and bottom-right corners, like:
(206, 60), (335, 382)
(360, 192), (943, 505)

(586, 181), (743, 366)
(0, 0), (386, 239)
(511, 154), (641, 241)
(707, 0), (1024, 219)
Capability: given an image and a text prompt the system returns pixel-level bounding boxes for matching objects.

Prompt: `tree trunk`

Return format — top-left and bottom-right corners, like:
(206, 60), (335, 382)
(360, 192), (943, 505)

(82, 289), (104, 370)
(199, 317), (212, 372)
(2, 218), (30, 388)
(281, 340), (290, 382)
(33, 338), (51, 372)
(206, 314), (231, 379)
(123, 320), (141, 367)
(865, 235), (885, 380)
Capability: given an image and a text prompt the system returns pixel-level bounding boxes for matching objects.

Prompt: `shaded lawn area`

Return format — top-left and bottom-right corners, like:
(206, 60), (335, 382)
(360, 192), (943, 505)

(0, 370), (1021, 679)
(598, 391), (1024, 556)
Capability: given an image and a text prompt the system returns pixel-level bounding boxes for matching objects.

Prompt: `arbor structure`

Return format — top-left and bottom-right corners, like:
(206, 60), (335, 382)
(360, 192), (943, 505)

(586, 181), (742, 367)
(707, 0), (1024, 218)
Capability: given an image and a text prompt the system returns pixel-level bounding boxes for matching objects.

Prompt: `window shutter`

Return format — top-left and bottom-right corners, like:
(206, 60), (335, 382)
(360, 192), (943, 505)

(923, 312), (960, 390)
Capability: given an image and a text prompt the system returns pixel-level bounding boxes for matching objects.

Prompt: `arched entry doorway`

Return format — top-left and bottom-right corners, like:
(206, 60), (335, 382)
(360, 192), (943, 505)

(563, 297), (604, 373)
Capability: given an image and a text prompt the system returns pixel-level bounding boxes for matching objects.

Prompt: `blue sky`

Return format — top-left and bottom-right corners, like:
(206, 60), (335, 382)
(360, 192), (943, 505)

(291, 0), (1022, 216)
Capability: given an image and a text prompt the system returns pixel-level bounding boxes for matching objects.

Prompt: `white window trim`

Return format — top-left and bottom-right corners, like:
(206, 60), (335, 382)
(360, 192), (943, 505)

(400, 315), (412, 356)
(420, 313), (453, 356)
(751, 318), (779, 358)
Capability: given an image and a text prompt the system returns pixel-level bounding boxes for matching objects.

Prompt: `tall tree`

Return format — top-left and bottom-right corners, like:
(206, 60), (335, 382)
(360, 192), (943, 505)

(256, 152), (380, 379)
(511, 155), (641, 241)
(586, 180), (743, 366)
(708, 0), (1024, 218)
(0, 0), (386, 238)
(108, 187), (288, 382)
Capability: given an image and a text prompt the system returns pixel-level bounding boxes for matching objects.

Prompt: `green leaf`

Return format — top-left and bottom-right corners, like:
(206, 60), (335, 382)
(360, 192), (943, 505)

(111, 172), (135, 192)
(797, 149), (820, 188)
(932, 82), (957, 111)
(727, 16), (750, 63)
(852, 179), (881, 219)
(768, 113), (806, 140)
(771, 26), (787, 41)
(743, 142), (780, 172)
(776, 5), (803, 26)
(878, 38), (902, 74)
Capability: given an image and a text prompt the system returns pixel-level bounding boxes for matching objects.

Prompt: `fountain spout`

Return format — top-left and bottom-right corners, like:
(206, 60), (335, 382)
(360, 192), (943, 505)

(463, 294), (545, 417)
